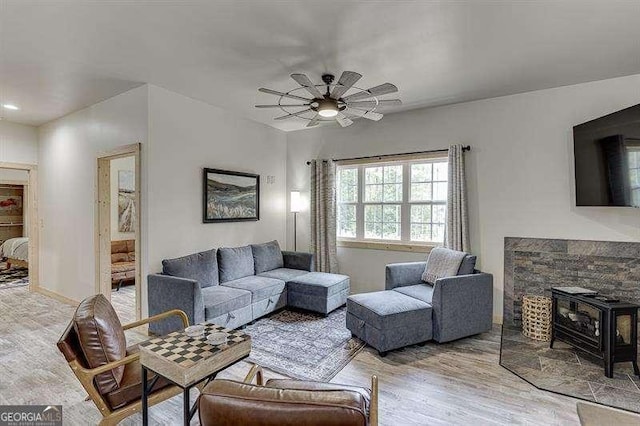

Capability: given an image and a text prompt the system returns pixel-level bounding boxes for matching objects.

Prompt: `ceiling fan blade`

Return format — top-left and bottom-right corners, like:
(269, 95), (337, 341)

(345, 99), (402, 109)
(345, 107), (384, 121)
(259, 88), (312, 102)
(330, 71), (363, 99)
(344, 107), (365, 118)
(362, 110), (384, 121)
(307, 114), (321, 127)
(290, 74), (324, 99)
(255, 104), (310, 108)
(336, 112), (354, 128)
(274, 108), (312, 120)
(342, 83), (398, 102)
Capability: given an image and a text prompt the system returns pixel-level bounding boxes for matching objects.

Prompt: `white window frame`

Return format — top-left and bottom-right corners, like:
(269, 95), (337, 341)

(336, 154), (448, 252)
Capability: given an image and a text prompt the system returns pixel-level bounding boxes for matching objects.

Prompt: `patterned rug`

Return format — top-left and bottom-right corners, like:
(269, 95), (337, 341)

(0, 267), (28, 289)
(244, 307), (365, 381)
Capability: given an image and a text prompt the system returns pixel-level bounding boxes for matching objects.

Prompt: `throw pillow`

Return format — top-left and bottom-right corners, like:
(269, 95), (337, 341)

(421, 247), (468, 284)
(457, 255), (477, 275)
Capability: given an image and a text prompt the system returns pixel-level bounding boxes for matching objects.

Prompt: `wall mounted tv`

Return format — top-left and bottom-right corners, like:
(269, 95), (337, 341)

(574, 103), (640, 207)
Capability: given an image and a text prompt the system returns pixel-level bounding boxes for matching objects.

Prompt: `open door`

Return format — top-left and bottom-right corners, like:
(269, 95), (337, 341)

(96, 144), (141, 323)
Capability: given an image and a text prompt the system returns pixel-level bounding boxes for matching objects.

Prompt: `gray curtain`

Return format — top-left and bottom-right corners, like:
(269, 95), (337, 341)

(310, 159), (338, 273)
(445, 144), (470, 252)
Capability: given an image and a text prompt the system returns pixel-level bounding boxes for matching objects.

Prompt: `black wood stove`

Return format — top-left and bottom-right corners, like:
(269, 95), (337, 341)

(550, 287), (640, 378)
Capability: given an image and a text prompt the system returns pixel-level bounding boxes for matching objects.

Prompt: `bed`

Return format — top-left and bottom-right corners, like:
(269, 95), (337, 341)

(0, 237), (28, 269)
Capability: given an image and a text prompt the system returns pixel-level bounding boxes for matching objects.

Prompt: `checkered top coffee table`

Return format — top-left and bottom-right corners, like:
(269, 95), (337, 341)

(139, 323), (251, 387)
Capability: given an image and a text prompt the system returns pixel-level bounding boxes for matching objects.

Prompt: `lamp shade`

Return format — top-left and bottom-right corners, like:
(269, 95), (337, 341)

(290, 191), (302, 213)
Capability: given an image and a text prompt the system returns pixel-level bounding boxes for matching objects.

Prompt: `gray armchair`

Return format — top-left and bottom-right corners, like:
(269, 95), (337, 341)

(385, 260), (493, 343)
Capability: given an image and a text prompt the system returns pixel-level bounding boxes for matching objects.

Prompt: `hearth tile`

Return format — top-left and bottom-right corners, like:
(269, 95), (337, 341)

(591, 383), (640, 412)
(500, 350), (542, 371)
(540, 357), (597, 378)
(541, 357), (640, 392)
(536, 347), (580, 364)
(520, 369), (595, 401)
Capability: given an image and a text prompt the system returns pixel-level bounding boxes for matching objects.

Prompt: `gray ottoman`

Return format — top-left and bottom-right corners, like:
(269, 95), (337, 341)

(287, 272), (350, 315)
(346, 291), (432, 356)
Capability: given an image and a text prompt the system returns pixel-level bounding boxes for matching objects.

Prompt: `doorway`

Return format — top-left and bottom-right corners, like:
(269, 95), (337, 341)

(0, 163), (38, 293)
(96, 144), (141, 324)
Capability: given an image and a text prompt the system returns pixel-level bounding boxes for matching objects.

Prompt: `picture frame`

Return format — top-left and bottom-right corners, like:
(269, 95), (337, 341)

(203, 168), (260, 223)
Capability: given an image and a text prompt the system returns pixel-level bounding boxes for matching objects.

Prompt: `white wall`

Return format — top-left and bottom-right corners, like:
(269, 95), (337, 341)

(147, 85), (287, 275)
(287, 73), (640, 321)
(0, 121), (36, 239)
(110, 156), (136, 241)
(0, 120), (38, 164)
(38, 86), (149, 301)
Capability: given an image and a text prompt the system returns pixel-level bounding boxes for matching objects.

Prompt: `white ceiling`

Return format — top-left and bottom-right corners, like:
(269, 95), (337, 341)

(1, 1), (640, 131)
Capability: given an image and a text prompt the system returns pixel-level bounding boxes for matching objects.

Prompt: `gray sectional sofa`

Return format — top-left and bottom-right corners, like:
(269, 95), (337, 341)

(346, 249), (493, 356)
(148, 241), (349, 335)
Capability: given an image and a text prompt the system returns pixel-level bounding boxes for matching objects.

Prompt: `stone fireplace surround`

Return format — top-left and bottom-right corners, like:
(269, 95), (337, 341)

(504, 237), (640, 325)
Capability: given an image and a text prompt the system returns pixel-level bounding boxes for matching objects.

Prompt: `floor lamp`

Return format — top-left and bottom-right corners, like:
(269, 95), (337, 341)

(290, 191), (302, 251)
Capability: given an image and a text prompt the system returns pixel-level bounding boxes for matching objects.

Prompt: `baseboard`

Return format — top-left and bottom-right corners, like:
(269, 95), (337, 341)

(33, 286), (79, 306)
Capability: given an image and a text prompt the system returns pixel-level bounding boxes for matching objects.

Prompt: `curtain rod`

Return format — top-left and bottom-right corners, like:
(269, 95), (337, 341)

(305, 145), (471, 165)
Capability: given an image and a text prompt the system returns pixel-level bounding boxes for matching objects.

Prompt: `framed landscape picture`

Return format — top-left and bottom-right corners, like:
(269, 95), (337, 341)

(203, 168), (260, 223)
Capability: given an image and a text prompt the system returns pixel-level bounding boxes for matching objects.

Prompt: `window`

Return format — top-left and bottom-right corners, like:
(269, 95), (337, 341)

(628, 148), (640, 206)
(337, 156), (448, 246)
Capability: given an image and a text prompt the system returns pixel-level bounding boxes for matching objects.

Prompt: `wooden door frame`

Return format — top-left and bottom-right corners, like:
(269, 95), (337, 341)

(96, 144), (142, 321)
(0, 162), (39, 292)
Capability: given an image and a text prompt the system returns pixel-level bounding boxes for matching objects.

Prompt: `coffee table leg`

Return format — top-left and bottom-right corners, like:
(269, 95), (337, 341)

(142, 366), (148, 426)
(183, 387), (190, 426)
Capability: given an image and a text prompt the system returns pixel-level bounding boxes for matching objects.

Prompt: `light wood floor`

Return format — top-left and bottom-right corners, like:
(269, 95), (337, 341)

(0, 286), (581, 425)
(111, 284), (136, 325)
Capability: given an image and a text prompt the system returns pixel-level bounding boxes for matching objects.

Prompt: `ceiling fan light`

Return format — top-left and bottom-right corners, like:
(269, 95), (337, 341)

(318, 105), (338, 118)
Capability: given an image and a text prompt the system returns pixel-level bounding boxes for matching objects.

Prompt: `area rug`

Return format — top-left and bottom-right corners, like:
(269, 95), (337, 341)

(243, 307), (365, 381)
(500, 326), (640, 414)
(0, 267), (28, 290)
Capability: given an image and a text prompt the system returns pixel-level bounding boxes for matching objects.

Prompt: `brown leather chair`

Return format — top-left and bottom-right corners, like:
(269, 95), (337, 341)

(198, 365), (378, 426)
(57, 294), (189, 426)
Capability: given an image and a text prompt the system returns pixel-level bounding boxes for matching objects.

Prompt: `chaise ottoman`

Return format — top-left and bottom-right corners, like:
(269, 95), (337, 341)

(346, 291), (432, 356)
(287, 272), (350, 315)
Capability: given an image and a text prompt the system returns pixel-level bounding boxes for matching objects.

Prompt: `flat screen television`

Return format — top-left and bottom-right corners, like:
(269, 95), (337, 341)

(574, 103), (640, 207)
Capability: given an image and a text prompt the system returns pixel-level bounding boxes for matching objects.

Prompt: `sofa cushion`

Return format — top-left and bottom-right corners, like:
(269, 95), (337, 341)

(287, 272), (350, 298)
(112, 261), (135, 274)
(458, 255), (477, 275)
(222, 276), (285, 302)
(218, 246), (255, 283)
(347, 291), (431, 330)
(73, 294), (126, 395)
(258, 268), (309, 282)
(393, 284), (434, 304)
(202, 285), (252, 319)
(111, 252), (129, 263)
(163, 249), (218, 288)
(251, 240), (284, 274)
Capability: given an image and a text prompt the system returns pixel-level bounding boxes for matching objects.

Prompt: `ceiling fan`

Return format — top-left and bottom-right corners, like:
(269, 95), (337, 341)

(255, 71), (401, 128)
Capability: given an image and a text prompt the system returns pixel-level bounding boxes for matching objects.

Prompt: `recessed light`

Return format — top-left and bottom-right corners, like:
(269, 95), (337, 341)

(3, 104), (19, 110)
